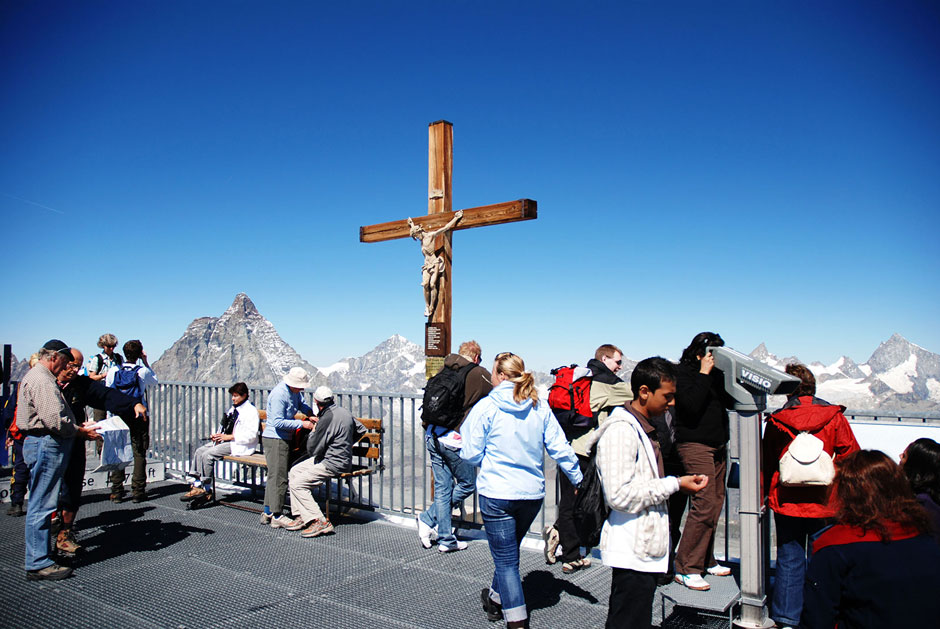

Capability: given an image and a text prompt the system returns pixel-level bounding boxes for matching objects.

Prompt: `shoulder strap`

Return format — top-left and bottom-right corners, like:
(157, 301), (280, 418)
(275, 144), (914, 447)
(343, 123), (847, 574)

(458, 361), (477, 380)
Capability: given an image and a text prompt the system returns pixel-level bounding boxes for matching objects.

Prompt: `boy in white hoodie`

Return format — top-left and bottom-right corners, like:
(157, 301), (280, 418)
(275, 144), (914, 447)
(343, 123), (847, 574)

(588, 357), (708, 629)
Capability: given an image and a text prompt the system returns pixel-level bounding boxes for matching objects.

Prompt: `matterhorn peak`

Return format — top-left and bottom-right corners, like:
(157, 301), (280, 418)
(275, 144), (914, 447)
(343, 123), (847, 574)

(226, 292), (260, 317)
(153, 294), (324, 387)
(751, 343), (770, 359)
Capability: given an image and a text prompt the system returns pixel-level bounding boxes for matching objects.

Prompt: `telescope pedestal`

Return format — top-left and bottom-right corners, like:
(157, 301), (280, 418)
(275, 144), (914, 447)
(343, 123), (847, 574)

(732, 410), (774, 629)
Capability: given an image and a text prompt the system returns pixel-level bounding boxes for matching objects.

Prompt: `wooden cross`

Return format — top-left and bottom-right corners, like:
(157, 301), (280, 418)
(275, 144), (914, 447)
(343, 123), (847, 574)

(360, 120), (537, 377)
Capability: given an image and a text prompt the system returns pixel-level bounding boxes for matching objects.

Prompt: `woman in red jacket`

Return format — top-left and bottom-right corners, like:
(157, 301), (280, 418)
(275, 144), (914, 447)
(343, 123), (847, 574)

(762, 363), (859, 629)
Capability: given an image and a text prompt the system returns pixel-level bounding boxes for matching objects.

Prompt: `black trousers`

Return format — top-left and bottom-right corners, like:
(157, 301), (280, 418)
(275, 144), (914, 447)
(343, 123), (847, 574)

(59, 437), (86, 511)
(555, 454), (590, 562)
(606, 568), (658, 629)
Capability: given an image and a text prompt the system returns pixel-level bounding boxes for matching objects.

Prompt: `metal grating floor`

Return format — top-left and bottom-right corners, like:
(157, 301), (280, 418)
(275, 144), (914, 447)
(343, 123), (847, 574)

(0, 479), (735, 628)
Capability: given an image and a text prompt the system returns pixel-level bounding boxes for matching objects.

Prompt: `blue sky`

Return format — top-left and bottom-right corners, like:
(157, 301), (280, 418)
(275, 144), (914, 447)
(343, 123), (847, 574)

(2, 1), (938, 373)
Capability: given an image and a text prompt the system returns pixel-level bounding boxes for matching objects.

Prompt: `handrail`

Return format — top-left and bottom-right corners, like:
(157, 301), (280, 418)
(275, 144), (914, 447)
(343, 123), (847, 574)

(72, 381), (940, 558)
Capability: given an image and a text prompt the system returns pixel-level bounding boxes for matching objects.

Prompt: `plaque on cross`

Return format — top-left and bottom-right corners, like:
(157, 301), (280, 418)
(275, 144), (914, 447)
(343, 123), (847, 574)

(360, 120), (537, 378)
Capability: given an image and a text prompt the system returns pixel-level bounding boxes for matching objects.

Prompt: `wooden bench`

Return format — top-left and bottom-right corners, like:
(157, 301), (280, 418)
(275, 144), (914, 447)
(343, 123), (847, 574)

(218, 410), (384, 519)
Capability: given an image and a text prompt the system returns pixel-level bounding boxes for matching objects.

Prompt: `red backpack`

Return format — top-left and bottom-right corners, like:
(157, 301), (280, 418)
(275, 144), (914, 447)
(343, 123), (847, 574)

(548, 365), (595, 438)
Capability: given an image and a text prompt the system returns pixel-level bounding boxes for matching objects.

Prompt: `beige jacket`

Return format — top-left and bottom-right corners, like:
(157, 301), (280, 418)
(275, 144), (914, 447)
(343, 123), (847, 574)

(570, 379), (632, 456)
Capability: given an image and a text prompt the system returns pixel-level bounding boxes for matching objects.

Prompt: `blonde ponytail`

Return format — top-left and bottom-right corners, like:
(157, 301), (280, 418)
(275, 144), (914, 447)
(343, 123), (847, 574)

(494, 352), (540, 407)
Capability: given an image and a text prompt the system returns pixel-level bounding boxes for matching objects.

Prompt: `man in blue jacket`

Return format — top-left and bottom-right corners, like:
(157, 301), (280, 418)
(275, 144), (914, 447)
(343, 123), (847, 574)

(261, 367), (315, 527)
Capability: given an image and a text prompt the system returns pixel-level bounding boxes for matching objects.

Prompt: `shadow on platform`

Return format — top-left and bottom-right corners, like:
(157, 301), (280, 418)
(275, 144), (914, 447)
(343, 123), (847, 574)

(0, 480), (737, 628)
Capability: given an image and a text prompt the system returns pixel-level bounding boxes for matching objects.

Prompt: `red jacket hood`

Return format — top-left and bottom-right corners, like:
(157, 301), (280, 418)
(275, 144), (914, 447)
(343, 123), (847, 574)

(768, 396), (846, 434)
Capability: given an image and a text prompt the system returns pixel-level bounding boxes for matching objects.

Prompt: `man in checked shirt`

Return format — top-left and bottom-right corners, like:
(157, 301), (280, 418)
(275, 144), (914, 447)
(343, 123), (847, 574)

(16, 339), (101, 581)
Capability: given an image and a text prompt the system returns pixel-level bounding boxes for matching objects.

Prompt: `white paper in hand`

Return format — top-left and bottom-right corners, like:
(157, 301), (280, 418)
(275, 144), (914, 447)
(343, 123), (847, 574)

(94, 417), (134, 472)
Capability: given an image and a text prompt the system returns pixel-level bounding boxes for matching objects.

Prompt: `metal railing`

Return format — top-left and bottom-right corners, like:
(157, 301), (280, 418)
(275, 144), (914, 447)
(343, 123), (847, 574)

(144, 382), (940, 555)
(147, 381), (574, 535)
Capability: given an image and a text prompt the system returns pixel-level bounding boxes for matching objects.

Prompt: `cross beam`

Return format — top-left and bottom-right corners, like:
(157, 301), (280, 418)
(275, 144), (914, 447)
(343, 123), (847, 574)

(359, 199), (537, 243)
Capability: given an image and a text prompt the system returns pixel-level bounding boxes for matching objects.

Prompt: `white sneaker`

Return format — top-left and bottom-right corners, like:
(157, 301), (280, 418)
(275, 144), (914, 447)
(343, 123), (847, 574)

(416, 514), (436, 549)
(438, 540), (468, 553)
(674, 573), (711, 591)
(270, 514), (293, 529)
(259, 512), (273, 525)
(706, 564), (731, 577)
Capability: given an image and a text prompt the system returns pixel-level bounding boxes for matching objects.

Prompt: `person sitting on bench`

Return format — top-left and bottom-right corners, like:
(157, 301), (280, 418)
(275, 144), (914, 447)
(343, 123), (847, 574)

(180, 382), (259, 507)
(284, 386), (365, 538)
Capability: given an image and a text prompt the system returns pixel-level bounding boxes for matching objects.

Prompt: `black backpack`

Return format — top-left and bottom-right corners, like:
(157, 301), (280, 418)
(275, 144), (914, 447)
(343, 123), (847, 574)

(572, 450), (609, 548)
(421, 362), (476, 430)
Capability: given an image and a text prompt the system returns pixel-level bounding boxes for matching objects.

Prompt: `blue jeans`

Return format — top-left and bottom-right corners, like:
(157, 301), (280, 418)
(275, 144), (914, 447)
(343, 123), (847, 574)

(23, 434), (74, 570)
(771, 512), (826, 626)
(480, 495), (542, 623)
(420, 433), (476, 548)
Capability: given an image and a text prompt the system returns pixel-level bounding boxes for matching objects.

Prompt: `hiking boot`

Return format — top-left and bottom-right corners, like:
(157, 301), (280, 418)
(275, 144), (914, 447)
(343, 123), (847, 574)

(132, 493), (148, 504)
(187, 492), (214, 510)
(438, 540), (468, 553)
(110, 491), (126, 503)
(26, 563), (73, 581)
(284, 517), (310, 531)
(6, 503), (24, 517)
(270, 514), (294, 529)
(259, 512), (273, 525)
(300, 519), (335, 538)
(180, 486), (206, 502)
(480, 588), (503, 622)
(416, 514), (436, 549)
(542, 525), (560, 564)
(56, 529), (82, 555)
(674, 573), (710, 591)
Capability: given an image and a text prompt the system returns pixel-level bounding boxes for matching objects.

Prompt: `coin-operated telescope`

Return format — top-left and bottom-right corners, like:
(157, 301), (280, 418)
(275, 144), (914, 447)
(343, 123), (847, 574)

(709, 346), (800, 629)
(707, 346), (800, 412)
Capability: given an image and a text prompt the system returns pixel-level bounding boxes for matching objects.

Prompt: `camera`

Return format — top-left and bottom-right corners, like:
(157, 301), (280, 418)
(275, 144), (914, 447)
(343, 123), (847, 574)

(707, 346), (800, 412)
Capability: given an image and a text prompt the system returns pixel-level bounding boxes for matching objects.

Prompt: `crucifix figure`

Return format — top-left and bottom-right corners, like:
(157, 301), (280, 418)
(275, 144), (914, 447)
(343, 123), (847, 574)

(408, 209), (463, 317)
(360, 120), (537, 377)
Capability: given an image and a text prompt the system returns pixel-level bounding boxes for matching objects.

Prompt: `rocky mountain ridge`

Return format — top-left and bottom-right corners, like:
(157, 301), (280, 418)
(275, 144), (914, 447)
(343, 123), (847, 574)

(128, 295), (940, 413)
(748, 334), (940, 412)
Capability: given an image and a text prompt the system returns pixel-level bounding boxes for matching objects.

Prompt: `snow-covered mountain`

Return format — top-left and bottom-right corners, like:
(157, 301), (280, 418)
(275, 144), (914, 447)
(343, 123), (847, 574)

(152, 293), (326, 388)
(322, 334), (427, 394)
(147, 295), (938, 413)
(748, 334), (940, 412)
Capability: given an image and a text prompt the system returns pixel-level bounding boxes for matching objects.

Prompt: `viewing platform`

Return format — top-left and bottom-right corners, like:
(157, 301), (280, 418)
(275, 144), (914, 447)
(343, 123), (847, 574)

(0, 478), (737, 628)
(4, 381), (937, 627)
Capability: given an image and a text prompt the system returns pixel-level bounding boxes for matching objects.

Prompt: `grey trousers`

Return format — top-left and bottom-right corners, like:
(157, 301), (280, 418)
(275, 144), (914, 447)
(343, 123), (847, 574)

(190, 442), (231, 481)
(262, 437), (290, 514)
(289, 460), (333, 524)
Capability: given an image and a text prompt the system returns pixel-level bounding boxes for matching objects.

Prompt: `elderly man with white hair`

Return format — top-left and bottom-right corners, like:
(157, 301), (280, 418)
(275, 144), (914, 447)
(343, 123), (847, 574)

(284, 385), (365, 538)
(260, 367), (315, 528)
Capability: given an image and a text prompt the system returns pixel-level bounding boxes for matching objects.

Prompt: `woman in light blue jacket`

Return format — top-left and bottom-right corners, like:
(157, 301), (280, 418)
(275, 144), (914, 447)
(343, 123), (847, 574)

(461, 352), (583, 628)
